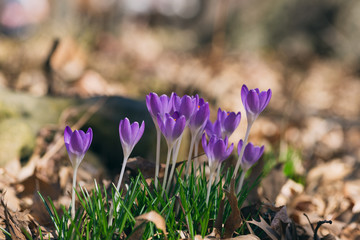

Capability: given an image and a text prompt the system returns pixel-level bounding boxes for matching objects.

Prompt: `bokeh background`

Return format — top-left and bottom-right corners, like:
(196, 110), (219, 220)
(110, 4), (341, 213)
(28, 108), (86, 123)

(1, 0), (360, 238)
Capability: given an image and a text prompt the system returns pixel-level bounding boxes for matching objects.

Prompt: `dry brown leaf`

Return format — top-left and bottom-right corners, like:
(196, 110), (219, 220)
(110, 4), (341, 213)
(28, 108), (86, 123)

(128, 211), (167, 240)
(271, 206), (292, 235)
(1, 197), (28, 239)
(223, 178), (242, 238)
(247, 216), (280, 240)
(212, 195), (225, 238)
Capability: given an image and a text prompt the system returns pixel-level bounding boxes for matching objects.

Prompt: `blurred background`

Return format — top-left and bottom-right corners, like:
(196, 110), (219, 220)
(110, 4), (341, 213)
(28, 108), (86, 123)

(1, 1), (360, 237)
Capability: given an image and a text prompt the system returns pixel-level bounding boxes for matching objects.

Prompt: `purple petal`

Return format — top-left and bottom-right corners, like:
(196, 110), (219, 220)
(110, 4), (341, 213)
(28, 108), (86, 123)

(133, 121), (145, 146)
(69, 130), (85, 155)
(173, 95), (181, 112)
(212, 139), (226, 161)
(241, 85), (249, 106)
(190, 103), (210, 129)
(179, 95), (196, 120)
(120, 118), (132, 146)
(157, 113), (166, 133)
(213, 120), (222, 138)
(260, 89), (272, 112)
(159, 94), (171, 114)
(83, 128), (93, 152)
(64, 126), (73, 144)
(172, 115), (186, 139)
(224, 112), (241, 135)
(164, 114), (176, 141)
(149, 93), (162, 117)
(217, 108), (227, 123)
(246, 90), (260, 114)
(225, 143), (234, 160)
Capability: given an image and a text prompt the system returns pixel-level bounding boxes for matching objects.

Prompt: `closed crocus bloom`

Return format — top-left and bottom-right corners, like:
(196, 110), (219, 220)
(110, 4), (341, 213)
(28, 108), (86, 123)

(64, 126), (93, 167)
(157, 112), (186, 147)
(173, 94), (197, 121)
(202, 134), (233, 172)
(189, 102), (210, 136)
(205, 119), (222, 139)
(119, 118), (145, 159)
(146, 92), (175, 121)
(238, 140), (264, 172)
(217, 108), (241, 138)
(64, 126), (93, 219)
(241, 85), (271, 124)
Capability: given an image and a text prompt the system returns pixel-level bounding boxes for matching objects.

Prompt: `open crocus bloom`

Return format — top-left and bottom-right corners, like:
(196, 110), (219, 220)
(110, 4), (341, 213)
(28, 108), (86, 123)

(119, 118), (145, 159)
(241, 84), (271, 124)
(64, 126), (93, 167)
(238, 139), (264, 172)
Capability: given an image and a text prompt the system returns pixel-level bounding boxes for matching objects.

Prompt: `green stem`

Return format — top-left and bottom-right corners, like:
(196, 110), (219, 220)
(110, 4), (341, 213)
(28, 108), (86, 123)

(166, 135), (183, 193)
(215, 162), (222, 186)
(236, 170), (246, 195)
(206, 171), (215, 206)
(186, 135), (196, 175)
(154, 128), (161, 189)
(162, 146), (173, 194)
(233, 122), (253, 178)
(194, 139), (199, 178)
(71, 164), (79, 219)
(108, 155), (129, 227)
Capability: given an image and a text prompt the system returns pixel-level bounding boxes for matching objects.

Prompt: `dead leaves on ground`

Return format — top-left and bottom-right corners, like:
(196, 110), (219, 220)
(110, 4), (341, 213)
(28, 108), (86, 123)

(128, 211), (167, 240)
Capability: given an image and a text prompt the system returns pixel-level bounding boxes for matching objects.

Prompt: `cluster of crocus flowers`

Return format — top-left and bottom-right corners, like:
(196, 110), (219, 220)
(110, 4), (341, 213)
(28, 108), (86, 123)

(63, 84), (271, 222)
(146, 92), (210, 193)
(64, 126), (93, 219)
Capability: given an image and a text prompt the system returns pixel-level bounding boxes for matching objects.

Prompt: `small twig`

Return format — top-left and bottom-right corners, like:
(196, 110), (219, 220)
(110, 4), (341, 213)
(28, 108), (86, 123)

(303, 213), (332, 240)
(303, 213), (315, 232)
(314, 220), (332, 240)
(43, 38), (60, 96)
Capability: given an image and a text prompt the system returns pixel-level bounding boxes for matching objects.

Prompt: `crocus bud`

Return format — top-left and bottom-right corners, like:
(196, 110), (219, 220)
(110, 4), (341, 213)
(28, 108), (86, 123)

(189, 101), (210, 138)
(119, 118), (145, 159)
(217, 108), (241, 138)
(241, 84), (271, 124)
(173, 94), (197, 122)
(202, 134), (233, 173)
(157, 112), (186, 147)
(64, 126), (93, 167)
(146, 92), (175, 122)
(238, 140), (264, 172)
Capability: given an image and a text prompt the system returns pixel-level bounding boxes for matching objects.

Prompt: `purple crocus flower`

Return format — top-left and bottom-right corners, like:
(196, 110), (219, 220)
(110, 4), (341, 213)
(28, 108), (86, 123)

(205, 120), (222, 138)
(241, 85), (271, 124)
(119, 118), (145, 159)
(157, 112), (186, 147)
(64, 125), (93, 219)
(64, 126), (93, 167)
(173, 94), (197, 121)
(202, 134), (234, 172)
(146, 92), (175, 122)
(237, 140), (264, 171)
(216, 108), (241, 138)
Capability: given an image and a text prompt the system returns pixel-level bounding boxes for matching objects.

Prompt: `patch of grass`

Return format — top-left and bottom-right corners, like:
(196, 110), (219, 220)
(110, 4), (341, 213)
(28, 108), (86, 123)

(38, 161), (262, 239)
